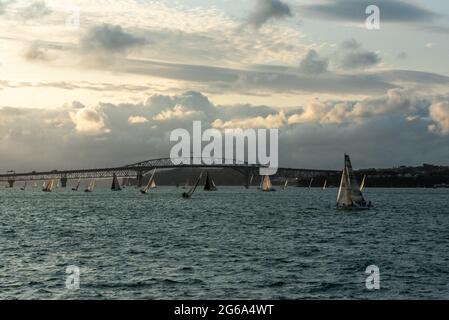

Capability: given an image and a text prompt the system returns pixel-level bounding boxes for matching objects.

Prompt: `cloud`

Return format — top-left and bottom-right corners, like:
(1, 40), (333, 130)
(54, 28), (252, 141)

(20, 1), (52, 20)
(212, 111), (286, 129)
(429, 102), (449, 135)
(80, 24), (147, 54)
(153, 105), (199, 121)
(128, 116), (148, 124)
(2, 90), (449, 171)
(298, 49), (328, 75)
(397, 51), (407, 60)
(24, 42), (50, 61)
(69, 107), (110, 135)
(247, 0), (292, 28)
(338, 38), (381, 70)
(302, 0), (439, 23)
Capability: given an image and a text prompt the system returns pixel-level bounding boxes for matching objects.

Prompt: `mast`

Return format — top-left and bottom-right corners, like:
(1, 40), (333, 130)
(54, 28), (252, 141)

(282, 178), (288, 190)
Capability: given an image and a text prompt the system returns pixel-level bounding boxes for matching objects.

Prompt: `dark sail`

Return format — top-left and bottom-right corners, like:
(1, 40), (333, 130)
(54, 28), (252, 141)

(204, 172), (217, 191)
(111, 174), (122, 191)
(183, 172), (203, 198)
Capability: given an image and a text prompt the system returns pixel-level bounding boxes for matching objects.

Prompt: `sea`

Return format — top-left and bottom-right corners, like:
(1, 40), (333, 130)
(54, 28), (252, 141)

(1, 186), (449, 299)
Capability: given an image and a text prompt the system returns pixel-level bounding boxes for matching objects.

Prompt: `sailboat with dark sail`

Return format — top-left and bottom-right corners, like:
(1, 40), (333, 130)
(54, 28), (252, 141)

(42, 179), (54, 192)
(72, 179), (81, 191)
(336, 154), (372, 210)
(140, 169), (157, 194)
(111, 174), (121, 191)
(204, 171), (217, 191)
(182, 172), (203, 198)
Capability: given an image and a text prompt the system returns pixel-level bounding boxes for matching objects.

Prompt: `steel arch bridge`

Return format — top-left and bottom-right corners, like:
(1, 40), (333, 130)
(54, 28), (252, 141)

(0, 157), (339, 188)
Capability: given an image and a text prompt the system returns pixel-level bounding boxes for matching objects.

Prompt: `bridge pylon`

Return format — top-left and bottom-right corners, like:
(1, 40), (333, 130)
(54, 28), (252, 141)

(60, 175), (68, 188)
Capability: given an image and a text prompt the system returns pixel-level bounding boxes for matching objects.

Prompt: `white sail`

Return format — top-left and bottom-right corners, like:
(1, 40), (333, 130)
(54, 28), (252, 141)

(360, 175), (366, 191)
(43, 179), (54, 192)
(85, 179), (95, 192)
(308, 178), (314, 188)
(261, 175), (273, 191)
(141, 169), (157, 193)
(323, 179), (327, 190)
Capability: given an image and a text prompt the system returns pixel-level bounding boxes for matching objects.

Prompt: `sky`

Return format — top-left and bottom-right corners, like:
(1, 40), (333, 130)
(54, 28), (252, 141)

(1, 0), (449, 171)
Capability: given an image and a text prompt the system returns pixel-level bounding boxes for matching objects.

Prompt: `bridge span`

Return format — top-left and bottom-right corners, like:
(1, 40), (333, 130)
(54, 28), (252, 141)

(0, 157), (339, 188)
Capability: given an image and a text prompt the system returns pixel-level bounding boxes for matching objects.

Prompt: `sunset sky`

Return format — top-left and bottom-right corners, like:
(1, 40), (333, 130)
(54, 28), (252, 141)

(1, 0), (449, 171)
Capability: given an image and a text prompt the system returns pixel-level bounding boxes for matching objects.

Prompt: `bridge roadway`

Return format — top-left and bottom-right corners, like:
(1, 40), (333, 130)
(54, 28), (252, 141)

(0, 157), (340, 188)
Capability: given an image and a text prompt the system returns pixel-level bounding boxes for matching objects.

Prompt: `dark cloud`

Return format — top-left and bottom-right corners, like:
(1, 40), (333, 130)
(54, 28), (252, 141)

(80, 24), (147, 54)
(247, 0), (292, 28)
(298, 49), (328, 75)
(302, 0), (439, 23)
(338, 38), (381, 70)
(24, 42), (49, 61)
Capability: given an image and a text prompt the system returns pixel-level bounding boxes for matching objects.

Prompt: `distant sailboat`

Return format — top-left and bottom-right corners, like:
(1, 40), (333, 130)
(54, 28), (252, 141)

(72, 179), (81, 191)
(140, 169), (157, 194)
(336, 154), (372, 210)
(42, 179), (54, 192)
(20, 182), (27, 191)
(245, 174), (254, 189)
(204, 172), (217, 191)
(308, 178), (314, 188)
(183, 179), (190, 189)
(33, 182), (38, 188)
(182, 172), (203, 198)
(85, 179), (95, 193)
(111, 174), (122, 191)
(323, 179), (327, 190)
(360, 175), (367, 191)
(282, 178), (288, 190)
(261, 175), (276, 192)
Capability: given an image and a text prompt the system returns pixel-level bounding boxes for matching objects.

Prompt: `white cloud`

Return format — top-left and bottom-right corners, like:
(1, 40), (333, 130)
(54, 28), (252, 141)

(212, 111), (286, 129)
(128, 115), (148, 124)
(69, 107), (110, 135)
(152, 105), (199, 121)
(429, 101), (449, 135)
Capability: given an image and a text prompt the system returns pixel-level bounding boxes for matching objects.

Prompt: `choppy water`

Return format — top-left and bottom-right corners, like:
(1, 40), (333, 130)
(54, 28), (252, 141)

(1, 186), (449, 299)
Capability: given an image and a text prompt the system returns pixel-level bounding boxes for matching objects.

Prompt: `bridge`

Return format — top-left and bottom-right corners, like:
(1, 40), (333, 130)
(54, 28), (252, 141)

(0, 157), (340, 188)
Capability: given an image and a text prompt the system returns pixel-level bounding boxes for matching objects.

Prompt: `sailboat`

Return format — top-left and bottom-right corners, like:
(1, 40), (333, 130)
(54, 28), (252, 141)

(183, 179), (190, 189)
(182, 172), (203, 198)
(20, 182), (27, 191)
(111, 174), (122, 191)
(245, 174), (254, 189)
(323, 179), (327, 190)
(336, 154), (372, 210)
(33, 182), (38, 188)
(140, 169), (157, 194)
(261, 175), (276, 192)
(308, 178), (314, 188)
(72, 179), (81, 191)
(42, 179), (54, 192)
(282, 178), (288, 190)
(204, 171), (217, 191)
(360, 175), (367, 191)
(84, 179), (95, 193)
